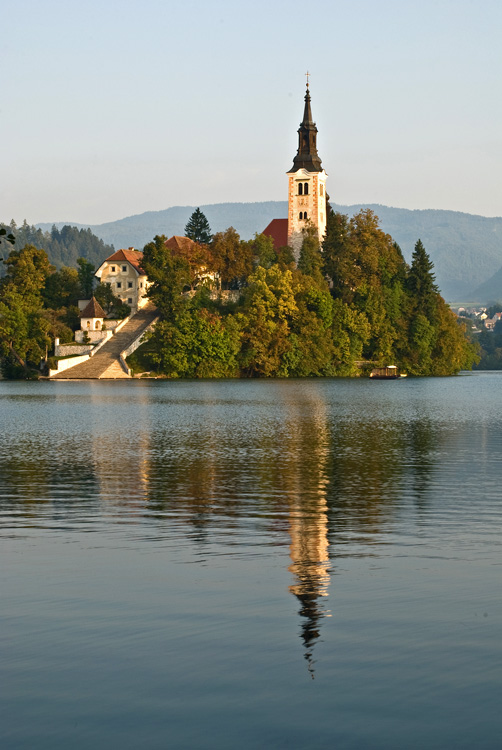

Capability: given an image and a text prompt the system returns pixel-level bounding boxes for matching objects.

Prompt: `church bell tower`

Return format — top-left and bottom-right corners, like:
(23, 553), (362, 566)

(287, 79), (327, 257)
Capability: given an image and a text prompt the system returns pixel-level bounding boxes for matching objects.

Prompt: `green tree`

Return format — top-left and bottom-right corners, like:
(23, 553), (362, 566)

(43, 266), (81, 309)
(77, 257), (96, 298)
(238, 265), (298, 377)
(298, 227), (324, 284)
(142, 235), (190, 319)
(252, 233), (277, 269)
(210, 227), (254, 289)
(184, 208), (212, 244)
(0, 245), (52, 371)
(148, 301), (241, 378)
(168, 238), (216, 291)
(406, 239), (439, 319)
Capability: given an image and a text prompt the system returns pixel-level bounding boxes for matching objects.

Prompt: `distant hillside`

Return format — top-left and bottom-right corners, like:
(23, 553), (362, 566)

(37, 201), (502, 301)
(1, 220), (114, 271)
(469, 265), (502, 303)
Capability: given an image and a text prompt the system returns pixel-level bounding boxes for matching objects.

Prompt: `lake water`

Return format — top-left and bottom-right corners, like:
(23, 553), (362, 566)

(1, 374), (501, 749)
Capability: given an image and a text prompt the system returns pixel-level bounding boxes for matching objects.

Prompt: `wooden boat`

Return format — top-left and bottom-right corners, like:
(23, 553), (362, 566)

(369, 365), (403, 379)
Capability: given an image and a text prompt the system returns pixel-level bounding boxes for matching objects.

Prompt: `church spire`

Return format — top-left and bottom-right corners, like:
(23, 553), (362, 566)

(290, 83), (323, 173)
(286, 79), (328, 257)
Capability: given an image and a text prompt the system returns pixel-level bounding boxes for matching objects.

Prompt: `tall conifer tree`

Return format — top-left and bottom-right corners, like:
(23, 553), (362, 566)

(184, 208), (212, 244)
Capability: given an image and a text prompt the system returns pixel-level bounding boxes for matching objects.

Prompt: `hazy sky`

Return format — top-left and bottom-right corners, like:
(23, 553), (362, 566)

(3, 0), (501, 224)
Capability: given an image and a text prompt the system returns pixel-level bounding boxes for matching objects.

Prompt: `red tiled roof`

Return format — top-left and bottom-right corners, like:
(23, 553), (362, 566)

(104, 248), (146, 275)
(165, 235), (198, 253)
(262, 219), (288, 249)
(80, 297), (106, 318)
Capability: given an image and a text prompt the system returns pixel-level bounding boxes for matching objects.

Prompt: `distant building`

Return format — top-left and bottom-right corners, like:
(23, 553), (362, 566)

(95, 248), (149, 312)
(485, 312), (502, 330)
(263, 81), (328, 258)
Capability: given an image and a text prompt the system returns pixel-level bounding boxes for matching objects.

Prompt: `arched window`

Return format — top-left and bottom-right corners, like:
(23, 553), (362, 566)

(95, 321), (101, 330)
(304, 183), (309, 195)
(298, 183), (303, 195)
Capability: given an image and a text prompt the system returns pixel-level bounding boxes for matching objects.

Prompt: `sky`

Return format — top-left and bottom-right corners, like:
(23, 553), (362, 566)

(2, 0), (502, 225)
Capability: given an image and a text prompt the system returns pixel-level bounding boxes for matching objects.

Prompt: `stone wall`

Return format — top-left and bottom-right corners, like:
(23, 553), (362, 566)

(55, 344), (94, 357)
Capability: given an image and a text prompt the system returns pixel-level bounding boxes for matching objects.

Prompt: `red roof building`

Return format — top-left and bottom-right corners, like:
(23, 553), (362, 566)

(262, 219), (288, 250)
(95, 247), (149, 311)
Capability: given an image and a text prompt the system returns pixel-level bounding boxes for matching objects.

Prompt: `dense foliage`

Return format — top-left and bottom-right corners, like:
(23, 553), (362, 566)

(0, 220), (114, 271)
(0, 208), (478, 379)
(0, 244), (127, 377)
(129, 208), (478, 378)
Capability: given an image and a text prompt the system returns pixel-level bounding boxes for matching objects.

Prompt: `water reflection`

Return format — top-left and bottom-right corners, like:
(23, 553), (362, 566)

(0, 379), (477, 676)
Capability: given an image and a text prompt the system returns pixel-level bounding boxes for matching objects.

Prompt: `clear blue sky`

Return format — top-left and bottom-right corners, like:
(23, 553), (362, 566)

(2, 0), (501, 224)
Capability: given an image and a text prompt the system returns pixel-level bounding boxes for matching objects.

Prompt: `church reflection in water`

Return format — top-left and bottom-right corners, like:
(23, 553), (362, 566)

(75, 381), (442, 678)
(276, 385), (332, 679)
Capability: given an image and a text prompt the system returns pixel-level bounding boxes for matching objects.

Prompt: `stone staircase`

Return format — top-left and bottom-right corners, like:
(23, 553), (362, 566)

(52, 303), (158, 379)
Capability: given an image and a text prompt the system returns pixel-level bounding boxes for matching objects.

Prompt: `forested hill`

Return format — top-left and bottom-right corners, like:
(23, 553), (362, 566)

(0, 221), (114, 271)
(37, 202), (502, 301)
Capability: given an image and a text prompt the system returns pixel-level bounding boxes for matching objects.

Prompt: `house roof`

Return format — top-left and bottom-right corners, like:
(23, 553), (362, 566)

(80, 297), (106, 319)
(98, 248), (146, 276)
(262, 219), (288, 250)
(165, 235), (198, 253)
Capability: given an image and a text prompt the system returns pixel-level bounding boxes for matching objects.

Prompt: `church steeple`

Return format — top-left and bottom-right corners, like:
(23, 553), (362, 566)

(290, 84), (323, 173)
(287, 79), (328, 257)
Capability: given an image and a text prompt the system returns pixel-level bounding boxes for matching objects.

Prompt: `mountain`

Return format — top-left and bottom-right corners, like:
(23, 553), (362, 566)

(469, 265), (502, 303)
(37, 201), (502, 301)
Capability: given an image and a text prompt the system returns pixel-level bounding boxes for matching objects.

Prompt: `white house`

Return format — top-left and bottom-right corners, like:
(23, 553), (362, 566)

(95, 248), (149, 312)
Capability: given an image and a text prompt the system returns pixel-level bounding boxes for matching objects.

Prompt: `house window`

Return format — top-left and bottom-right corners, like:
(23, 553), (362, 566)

(140, 282), (143, 288)
(122, 265), (127, 272)
(116, 282), (122, 289)
(128, 298), (133, 305)
(304, 183), (309, 195)
(111, 266), (116, 273)
(128, 281), (133, 288)
(298, 183), (303, 196)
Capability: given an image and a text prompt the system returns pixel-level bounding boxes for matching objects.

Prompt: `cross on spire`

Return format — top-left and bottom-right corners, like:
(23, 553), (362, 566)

(305, 70), (310, 88)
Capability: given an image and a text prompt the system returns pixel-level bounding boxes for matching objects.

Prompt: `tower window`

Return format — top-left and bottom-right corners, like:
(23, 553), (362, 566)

(299, 212), (303, 220)
(298, 183), (303, 195)
(304, 183), (309, 195)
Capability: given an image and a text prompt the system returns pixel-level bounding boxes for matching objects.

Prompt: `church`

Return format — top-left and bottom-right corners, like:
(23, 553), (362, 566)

(263, 80), (327, 257)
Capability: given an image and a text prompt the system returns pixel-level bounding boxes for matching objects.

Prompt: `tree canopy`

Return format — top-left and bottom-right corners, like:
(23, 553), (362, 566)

(126, 209), (477, 379)
(0, 209), (478, 380)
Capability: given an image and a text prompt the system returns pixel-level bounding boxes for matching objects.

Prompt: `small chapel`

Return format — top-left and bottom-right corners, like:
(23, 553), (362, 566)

(263, 79), (328, 257)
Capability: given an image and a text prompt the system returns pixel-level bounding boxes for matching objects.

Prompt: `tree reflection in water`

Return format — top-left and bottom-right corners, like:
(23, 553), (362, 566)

(0, 381), (443, 679)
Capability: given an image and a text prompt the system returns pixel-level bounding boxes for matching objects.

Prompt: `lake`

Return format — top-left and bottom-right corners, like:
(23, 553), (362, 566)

(1, 374), (501, 749)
